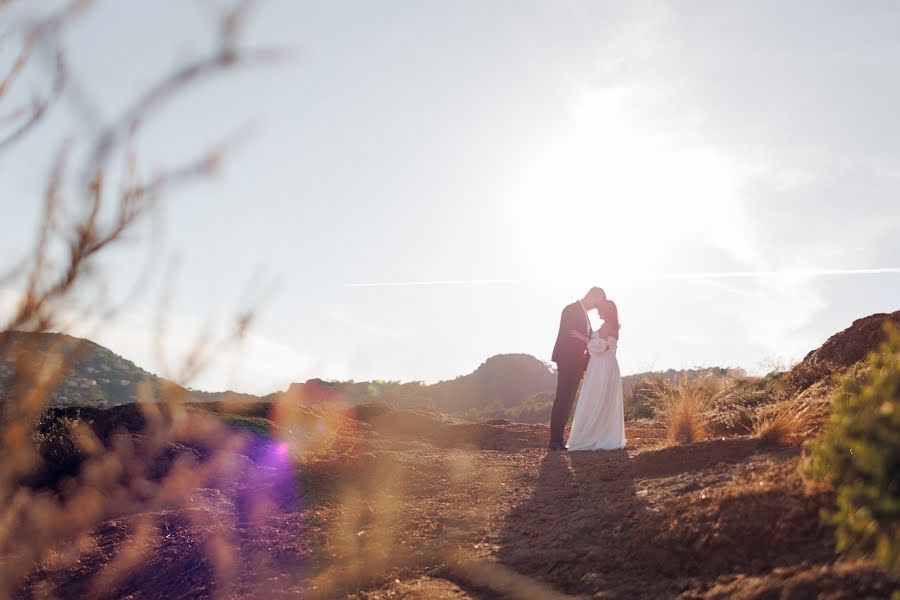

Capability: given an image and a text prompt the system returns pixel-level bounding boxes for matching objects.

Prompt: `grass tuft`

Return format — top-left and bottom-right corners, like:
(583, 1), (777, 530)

(666, 394), (707, 445)
(754, 403), (820, 448)
(651, 374), (722, 445)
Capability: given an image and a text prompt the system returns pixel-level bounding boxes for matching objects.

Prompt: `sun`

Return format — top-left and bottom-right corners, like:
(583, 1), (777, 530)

(507, 86), (754, 285)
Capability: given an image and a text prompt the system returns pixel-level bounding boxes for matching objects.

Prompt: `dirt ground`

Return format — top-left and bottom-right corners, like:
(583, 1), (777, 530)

(11, 311), (900, 598)
(14, 415), (897, 600)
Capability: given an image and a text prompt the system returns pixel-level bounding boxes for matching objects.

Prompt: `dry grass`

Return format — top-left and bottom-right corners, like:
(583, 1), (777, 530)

(753, 402), (822, 449)
(666, 395), (707, 445)
(772, 360), (832, 402)
(651, 374), (725, 445)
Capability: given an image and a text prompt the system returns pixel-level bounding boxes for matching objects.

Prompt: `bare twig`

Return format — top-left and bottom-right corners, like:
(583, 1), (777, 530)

(0, 48), (65, 151)
(0, 0), (91, 149)
(0, 3), (283, 595)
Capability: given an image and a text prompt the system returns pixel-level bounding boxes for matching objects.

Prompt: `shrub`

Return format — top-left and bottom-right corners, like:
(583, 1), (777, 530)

(503, 393), (555, 424)
(772, 360), (832, 401)
(666, 393), (706, 444)
(219, 414), (273, 438)
(803, 324), (900, 576)
(710, 377), (771, 412)
(753, 403), (819, 448)
(624, 377), (662, 421)
(653, 374), (722, 445)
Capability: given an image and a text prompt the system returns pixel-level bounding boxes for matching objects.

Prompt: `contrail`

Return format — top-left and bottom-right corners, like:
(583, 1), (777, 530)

(343, 267), (900, 288)
(343, 279), (519, 288)
(656, 267), (900, 280)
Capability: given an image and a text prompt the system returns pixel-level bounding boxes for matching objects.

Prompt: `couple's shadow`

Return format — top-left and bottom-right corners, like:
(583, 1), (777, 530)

(496, 448), (652, 597)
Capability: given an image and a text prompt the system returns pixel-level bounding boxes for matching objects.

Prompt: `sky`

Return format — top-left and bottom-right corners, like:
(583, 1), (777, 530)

(1, 1), (899, 394)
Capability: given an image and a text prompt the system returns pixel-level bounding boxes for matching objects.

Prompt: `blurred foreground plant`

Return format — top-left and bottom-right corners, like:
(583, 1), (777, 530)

(0, 1), (280, 595)
(803, 324), (900, 577)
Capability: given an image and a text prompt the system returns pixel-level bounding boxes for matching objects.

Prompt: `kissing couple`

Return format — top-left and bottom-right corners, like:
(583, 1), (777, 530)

(548, 287), (625, 452)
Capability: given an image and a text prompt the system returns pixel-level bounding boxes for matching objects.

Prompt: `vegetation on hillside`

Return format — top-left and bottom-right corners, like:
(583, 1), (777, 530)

(803, 324), (900, 576)
(3, 327), (750, 429)
(0, 332), (159, 407)
(0, 2), (280, 595)
(459, 368), (742, 425)
(318, 354), (557, 414)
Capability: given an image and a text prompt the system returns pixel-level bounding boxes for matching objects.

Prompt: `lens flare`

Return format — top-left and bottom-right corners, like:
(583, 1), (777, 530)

(271, 381), (361, 460)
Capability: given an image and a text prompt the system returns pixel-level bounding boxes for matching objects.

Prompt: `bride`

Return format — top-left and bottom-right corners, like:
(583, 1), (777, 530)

(565, 299), (626, 451)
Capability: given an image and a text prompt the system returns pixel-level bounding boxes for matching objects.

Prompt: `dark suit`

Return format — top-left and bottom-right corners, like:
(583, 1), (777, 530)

(549, 301), (591, 446)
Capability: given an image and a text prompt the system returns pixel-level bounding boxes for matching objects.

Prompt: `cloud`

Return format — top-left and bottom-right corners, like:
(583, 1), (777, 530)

(325, 306), (410, 339)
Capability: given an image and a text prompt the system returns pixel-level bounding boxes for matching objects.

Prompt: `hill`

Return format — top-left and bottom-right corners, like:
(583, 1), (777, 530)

(0, 333), (560, 412)
(0, 331), (162, 407)
(0, 331), (262, 407)
(280, 354), (561, 417)
(1, 332), (741, 423)
(429, 353), (558, 411)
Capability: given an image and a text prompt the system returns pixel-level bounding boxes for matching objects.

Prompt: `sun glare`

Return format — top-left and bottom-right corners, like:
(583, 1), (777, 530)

(509, 86), (756, 283)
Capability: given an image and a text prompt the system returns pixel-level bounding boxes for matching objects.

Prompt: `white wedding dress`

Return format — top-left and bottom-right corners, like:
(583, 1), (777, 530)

(566, 333), (626, 451)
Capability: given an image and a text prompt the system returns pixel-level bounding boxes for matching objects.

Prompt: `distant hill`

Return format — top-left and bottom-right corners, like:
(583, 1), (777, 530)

(429, 353), (557, 412)
(0, 331), (162, 407)
(0, 333), (560, 414)
(293, 354), (557, 415)
(0, 332), (258, 408)
(0, 331), (738, 422)
(288, 357), (742, 423)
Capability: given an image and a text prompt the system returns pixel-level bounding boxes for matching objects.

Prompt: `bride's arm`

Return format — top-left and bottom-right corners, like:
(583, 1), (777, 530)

(569, 330), (589, 344)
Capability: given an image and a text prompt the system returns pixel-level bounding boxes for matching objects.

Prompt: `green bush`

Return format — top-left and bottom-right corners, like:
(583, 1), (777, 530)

(219, 414), (273, 438)
(462, 393), (555, 424)
(503, 393), (554, 424)
(803, 324), (900, 576)
(624, 377), (662, 421)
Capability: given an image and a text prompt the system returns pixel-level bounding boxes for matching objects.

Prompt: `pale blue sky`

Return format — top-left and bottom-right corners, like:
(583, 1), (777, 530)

(2, 1), (899, 393)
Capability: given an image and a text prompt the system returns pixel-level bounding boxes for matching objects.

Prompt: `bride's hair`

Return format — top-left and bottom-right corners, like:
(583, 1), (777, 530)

(600, 299), (621, 334)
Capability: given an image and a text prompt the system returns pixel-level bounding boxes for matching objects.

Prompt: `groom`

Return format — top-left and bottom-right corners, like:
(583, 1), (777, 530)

(548, 287), (606, 451)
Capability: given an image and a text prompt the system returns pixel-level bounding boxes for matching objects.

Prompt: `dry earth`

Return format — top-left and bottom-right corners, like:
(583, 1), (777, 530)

(9, 311), (900, 599)
(12, 415), (897, 600)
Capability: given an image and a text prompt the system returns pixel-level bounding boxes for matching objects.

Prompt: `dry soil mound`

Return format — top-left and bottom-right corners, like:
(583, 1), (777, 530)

(802, 310), (900, 371)
(782, 310), (900, 396)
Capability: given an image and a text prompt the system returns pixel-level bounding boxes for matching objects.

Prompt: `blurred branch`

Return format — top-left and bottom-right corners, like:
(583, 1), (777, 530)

(1, 0), (285, 337)
(0, 45), (65, 151)
(0, 0), (91, 149)
(0, 30), (34, 96)
(0, 3), (286, 594)
(83, 45), (281, 183)
(84, 0), (286, 183)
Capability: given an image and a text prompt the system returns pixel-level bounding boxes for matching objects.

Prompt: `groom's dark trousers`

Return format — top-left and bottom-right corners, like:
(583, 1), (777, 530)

(549, 301), (591, 447)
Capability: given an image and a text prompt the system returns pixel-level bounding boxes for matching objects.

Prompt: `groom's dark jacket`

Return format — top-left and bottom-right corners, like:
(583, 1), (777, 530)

(551, 301), (591, 371)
